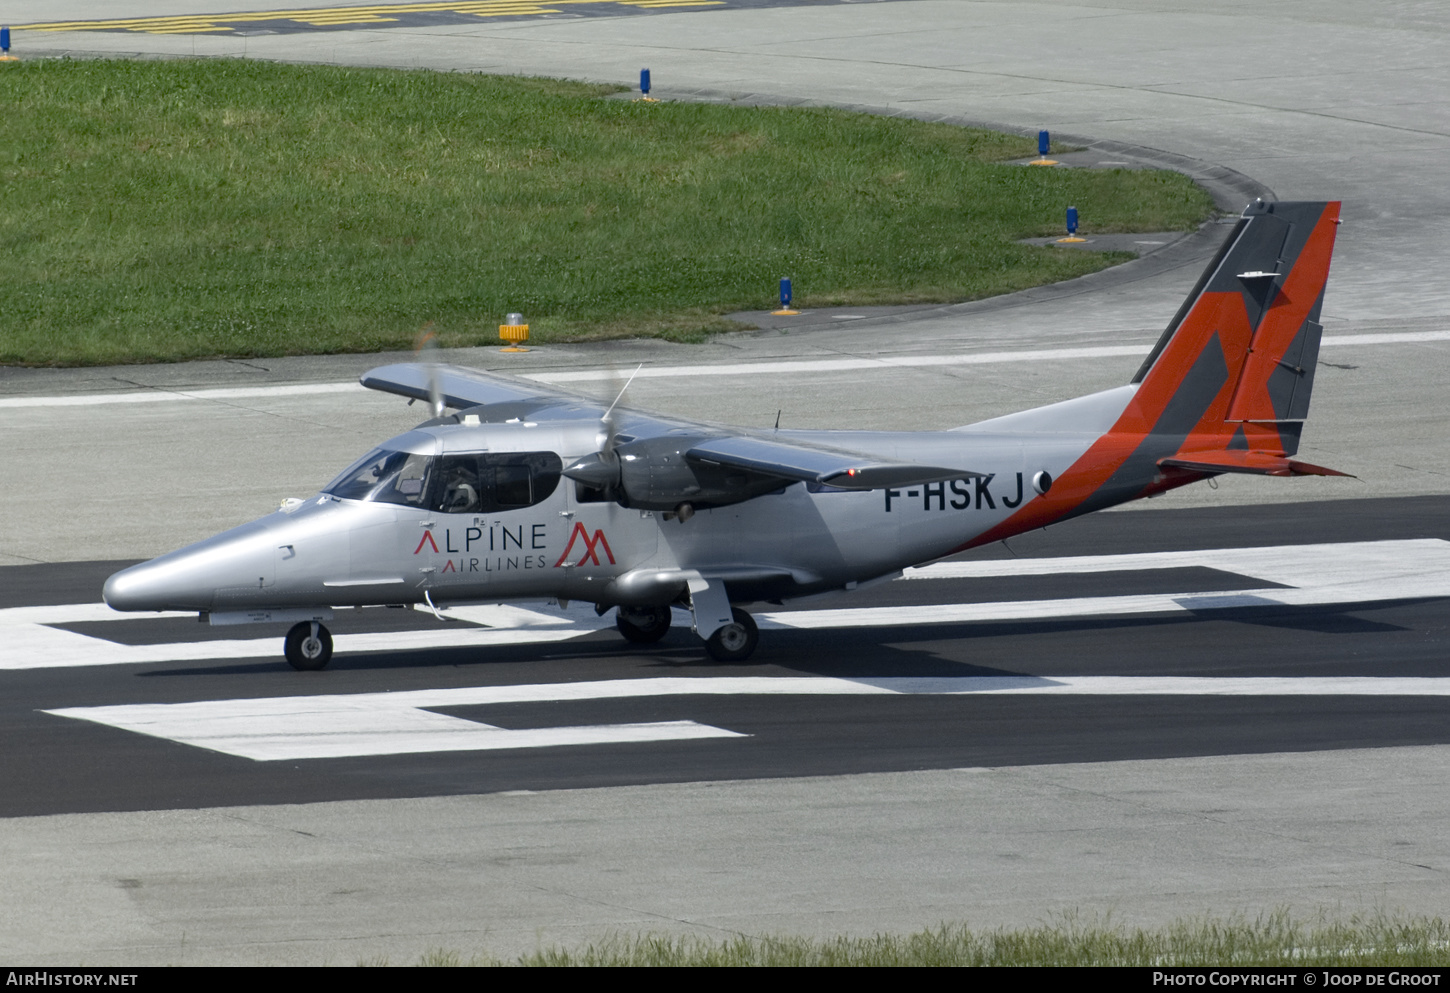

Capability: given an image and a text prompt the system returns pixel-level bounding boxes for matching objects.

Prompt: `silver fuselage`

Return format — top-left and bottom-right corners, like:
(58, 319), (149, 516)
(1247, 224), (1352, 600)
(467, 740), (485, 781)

(104, 385), (1134, 614)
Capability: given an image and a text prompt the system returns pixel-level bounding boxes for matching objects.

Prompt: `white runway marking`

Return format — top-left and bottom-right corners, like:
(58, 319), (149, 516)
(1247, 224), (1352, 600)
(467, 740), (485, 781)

(901, 541), (1436, 584)
(46, 684), (743, 760)
(5, 539), (1447, 670)
(757, 538), (1450, 631)
(0, 381), (365, 409)
(529, 345), (1149, 383)
(524, 330), (1450, 383)
(47, 674), (1450, 761)
(3, 330), (1443, 408)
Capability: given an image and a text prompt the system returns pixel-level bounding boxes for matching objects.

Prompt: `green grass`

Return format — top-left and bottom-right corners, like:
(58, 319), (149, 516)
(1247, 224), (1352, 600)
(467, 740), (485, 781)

(385, 913), (1450, 966)
(0, 58), (1215, 366)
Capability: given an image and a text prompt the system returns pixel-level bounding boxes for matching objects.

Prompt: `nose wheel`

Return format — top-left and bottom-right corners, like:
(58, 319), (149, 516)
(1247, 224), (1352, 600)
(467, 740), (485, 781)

(705, 608), (759, 663)
(285, 621), (333, 671)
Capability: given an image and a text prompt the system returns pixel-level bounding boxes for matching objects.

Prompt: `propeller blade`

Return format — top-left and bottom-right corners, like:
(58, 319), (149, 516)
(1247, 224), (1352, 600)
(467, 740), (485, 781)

(572, 363), (643, 501)
(414, 323), (444, 419)
(598, 363), (642, 464)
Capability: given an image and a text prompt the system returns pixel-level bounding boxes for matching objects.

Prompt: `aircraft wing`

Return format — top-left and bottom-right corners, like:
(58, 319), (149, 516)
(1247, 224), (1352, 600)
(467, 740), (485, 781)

(363, 362), (982, 493)
(686, 436), (982, 489)
(360, 362), (600, 411)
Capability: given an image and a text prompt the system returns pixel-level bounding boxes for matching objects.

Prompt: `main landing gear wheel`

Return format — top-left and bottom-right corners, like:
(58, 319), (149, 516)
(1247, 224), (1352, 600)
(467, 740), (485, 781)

(616, 605), (672, 645)
(285, 621), (333, 671)
(705, 608), (759, 663)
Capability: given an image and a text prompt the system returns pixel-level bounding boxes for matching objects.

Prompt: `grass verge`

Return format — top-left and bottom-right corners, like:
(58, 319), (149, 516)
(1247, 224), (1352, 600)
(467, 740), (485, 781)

(0, 58), (1214, 366)
(385, 913), (1450, 966)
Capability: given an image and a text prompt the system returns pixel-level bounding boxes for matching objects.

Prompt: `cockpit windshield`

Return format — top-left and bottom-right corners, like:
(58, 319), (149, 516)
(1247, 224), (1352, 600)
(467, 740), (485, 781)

(325, 448), (562, 513)
(324, 448), (433, 507)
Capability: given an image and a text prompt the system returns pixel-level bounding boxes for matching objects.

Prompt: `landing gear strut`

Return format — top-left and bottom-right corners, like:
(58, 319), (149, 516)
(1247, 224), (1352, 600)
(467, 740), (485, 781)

(285, 620), (333, 670)
(705, 608), (759, 663)
(616, 605), (672, 644)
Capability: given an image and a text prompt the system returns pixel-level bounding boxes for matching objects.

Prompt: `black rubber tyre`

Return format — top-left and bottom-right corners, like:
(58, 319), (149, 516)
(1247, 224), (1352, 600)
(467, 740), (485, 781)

(285, 621), (333, 671)
(705, 608), (759, 663)
(616, 605), (672, 644)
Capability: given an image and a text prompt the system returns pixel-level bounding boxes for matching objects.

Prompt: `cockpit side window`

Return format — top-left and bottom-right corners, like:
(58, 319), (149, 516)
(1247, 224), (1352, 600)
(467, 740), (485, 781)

(430, 452), (561, 514)
(435, 456), (482, 514)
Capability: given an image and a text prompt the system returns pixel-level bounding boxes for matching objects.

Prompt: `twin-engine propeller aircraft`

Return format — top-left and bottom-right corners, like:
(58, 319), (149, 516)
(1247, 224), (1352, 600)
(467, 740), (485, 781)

(105, 200), (1347, 669)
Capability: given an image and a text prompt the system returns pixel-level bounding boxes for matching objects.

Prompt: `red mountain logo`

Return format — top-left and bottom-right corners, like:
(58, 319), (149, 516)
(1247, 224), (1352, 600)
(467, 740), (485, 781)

(554, 522), (615, 567)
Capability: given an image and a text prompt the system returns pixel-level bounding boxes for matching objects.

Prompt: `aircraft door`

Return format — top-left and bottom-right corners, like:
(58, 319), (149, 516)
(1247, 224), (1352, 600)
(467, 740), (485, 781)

(423, 451), (569, 597)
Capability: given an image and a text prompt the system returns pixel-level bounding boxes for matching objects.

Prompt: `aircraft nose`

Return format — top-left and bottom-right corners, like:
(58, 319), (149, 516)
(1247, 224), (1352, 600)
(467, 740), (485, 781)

(104, 555), (209, 612)
(103, 521), (276, 612)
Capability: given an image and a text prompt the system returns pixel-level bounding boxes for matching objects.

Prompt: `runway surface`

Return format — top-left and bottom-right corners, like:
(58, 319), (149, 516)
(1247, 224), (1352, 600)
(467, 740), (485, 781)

(6, 496), (1448, 820)
(4, 496), (1450, 963)
(1, 0), (1448, 966)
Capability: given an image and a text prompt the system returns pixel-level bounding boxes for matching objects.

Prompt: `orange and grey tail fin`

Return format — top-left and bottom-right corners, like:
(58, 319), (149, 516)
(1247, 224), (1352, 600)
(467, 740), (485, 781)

(1095, 200), (1348, 508)
(971, 200), (1348, 544)
(1129, 198), (1343, 465)
(954, 200), (1353, 551)
(1068, 199), (1349, 513)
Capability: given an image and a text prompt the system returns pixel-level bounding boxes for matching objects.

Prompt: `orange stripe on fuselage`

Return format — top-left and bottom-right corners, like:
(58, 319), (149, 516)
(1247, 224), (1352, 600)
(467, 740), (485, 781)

(956, 296), (1250, 549)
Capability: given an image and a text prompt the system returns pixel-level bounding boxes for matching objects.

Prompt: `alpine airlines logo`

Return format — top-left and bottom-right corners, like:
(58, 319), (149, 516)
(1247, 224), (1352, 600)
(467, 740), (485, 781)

(555, 522), (615, 568)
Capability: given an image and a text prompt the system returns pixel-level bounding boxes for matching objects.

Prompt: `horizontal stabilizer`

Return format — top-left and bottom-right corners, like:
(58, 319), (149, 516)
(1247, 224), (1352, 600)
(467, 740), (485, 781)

(1159, 450), (1354, 478)
(686, 436), (980, 490)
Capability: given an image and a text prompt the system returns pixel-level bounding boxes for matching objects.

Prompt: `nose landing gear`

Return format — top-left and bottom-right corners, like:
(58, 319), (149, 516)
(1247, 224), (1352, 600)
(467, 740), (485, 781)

(705, 608), (759, 663)
(285, 620), (333, 671)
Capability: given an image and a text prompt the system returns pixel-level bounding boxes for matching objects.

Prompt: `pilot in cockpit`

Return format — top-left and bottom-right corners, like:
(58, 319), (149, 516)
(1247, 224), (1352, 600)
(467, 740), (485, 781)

(438, 457), (481, 514)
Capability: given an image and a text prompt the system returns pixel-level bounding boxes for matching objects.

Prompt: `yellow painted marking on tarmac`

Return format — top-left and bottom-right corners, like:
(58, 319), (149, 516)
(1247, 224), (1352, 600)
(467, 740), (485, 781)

(290, 14), (401, 23)
(14, 0), (734, 35)
(18, 2), (558, 27)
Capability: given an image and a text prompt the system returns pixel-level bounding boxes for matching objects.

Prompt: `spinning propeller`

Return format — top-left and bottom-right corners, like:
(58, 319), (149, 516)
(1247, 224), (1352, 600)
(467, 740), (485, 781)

(414, 323), (445, 420)
(560, 364), (641, 502)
